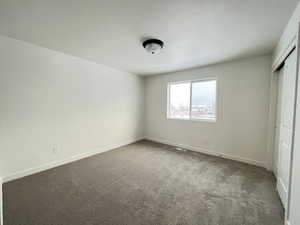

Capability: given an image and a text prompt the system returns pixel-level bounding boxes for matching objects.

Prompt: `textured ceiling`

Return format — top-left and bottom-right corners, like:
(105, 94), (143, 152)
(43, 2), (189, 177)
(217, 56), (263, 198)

(0, 0), (298, 75)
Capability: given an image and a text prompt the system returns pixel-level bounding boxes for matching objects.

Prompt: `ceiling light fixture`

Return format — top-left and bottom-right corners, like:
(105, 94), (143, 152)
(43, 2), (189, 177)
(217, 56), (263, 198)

(143, 39), (164, 54)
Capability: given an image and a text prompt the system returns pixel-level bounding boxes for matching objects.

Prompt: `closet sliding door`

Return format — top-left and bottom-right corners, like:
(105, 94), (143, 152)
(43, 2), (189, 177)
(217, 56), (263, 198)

(288, 49), (300, 225)
(276, 49), (297, 209)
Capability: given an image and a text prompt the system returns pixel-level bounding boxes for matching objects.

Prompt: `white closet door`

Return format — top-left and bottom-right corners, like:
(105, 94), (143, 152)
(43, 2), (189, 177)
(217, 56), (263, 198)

(288, 49), (300, 225)
(274, 69), (283, 175)
(277, 49), (297, 209)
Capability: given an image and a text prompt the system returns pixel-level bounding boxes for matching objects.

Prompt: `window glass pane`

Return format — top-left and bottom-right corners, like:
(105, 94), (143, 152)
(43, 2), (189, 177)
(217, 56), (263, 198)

(191, 80), (216, 120)
(169, 82), (190, 119)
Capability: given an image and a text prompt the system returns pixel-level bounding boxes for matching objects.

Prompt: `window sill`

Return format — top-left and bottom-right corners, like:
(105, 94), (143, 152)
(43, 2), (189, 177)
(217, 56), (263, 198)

(166, 117), (217, 123)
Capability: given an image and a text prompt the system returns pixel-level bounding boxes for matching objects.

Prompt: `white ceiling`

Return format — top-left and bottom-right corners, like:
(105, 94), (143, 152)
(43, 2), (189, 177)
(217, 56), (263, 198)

(0, 0), (298, 75)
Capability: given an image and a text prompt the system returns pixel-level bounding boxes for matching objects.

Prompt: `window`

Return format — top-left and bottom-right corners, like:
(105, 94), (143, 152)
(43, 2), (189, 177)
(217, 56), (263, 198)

(168, 82), (191, 119)
(167, 79), (217, 121)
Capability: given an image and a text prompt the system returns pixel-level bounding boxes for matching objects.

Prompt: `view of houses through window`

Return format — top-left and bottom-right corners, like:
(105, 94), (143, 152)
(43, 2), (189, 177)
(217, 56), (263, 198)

(168, 79), (216, 120)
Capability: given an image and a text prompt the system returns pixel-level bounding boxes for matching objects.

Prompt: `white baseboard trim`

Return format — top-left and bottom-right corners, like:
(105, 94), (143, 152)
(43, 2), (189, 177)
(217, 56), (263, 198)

(2, 137), (144, 183)
(145, 137), (267, 168)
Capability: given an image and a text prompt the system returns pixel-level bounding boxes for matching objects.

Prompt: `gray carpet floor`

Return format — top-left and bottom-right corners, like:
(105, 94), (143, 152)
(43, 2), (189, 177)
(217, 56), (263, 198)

(3, 140), (284, 225)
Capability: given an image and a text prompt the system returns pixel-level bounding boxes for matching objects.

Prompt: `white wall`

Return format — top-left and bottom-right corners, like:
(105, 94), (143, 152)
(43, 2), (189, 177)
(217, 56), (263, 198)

(144, 55), (272, 167)
(0, 35), (144, 181)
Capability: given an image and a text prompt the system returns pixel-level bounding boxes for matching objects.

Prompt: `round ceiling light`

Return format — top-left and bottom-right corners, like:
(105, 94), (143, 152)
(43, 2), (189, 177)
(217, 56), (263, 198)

(143, 39), (164, 54)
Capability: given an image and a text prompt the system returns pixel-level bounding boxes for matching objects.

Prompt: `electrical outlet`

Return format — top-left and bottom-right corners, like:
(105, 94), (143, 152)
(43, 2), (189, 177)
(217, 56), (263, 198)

(52, 145), (58, 154)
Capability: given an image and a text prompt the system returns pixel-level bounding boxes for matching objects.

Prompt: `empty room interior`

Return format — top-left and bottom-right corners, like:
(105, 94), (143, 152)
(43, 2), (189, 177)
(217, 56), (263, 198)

(1, 1), (300, 225)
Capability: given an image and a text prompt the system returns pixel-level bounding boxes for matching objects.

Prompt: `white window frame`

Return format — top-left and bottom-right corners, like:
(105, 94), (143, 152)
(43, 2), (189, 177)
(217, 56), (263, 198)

(167, 77), (217, 122)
